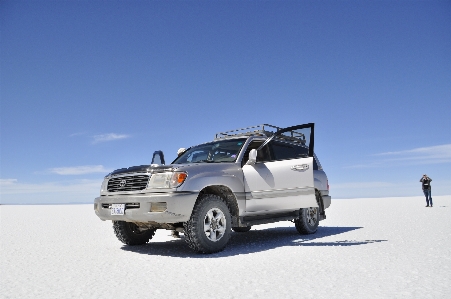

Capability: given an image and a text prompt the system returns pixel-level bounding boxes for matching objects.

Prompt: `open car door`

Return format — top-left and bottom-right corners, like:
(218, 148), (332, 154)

(242, 123), (317, 213)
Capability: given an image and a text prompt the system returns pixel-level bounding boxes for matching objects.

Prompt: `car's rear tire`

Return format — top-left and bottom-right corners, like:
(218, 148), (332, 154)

(232, 226), (252, 233)
(295, 206), (319, 234)
(113, 221), (156, 245)
(184, 194), (232, 254)
(295, 206), (319, 235)
(295, 191), (323, 234)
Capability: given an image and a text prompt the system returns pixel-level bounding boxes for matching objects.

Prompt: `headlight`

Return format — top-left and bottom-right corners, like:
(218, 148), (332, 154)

(100, 178), (108, 193)
(147, 172), (187, 189)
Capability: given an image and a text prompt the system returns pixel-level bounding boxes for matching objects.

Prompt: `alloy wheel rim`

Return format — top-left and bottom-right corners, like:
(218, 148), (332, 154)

(204, 208), (226, 242)
(306, 207), (318, 227)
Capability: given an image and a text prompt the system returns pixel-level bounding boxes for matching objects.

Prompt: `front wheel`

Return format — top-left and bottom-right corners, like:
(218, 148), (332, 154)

(113, 221), (156, 245)
(184, 194), (232, 254)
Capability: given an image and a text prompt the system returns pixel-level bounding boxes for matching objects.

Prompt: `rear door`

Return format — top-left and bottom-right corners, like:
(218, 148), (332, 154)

(242, 123), (317, 213)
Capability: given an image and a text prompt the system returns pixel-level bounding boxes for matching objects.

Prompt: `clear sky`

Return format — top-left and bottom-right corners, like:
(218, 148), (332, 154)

(1, 0), (450, 204)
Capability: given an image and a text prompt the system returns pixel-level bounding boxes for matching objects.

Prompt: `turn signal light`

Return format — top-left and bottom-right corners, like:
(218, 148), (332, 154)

(176, 172), (187, 184)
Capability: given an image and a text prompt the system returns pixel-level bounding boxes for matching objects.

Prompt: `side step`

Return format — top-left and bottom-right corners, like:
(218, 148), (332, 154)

(239, 209), (327, 227)
(240, 211), (299, 227)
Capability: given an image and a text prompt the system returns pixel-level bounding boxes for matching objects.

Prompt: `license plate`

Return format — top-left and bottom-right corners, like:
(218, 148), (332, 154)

(111, 204), (125, 215)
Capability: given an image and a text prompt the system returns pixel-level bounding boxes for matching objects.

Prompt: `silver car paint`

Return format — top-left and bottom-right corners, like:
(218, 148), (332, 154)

(94, 191), (198, 223)
(94, 134), (330, 224)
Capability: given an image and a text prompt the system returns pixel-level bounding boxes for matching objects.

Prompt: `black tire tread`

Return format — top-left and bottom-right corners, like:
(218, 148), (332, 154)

(113, 221), (156, 245)
(184, 194), (231, 254)
(294, 191), (321, 235)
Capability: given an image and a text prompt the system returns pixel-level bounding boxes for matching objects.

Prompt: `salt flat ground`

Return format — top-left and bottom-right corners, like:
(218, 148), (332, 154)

(1, 196), (450, 299)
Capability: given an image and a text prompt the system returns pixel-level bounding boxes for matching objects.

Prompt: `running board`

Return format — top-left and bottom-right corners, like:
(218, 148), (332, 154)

(240, 211), (299, 227)
(239, 210), (327, 227)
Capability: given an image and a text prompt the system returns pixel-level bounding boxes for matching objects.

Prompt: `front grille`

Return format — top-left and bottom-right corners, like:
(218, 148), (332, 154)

(107, 175), (149, 192)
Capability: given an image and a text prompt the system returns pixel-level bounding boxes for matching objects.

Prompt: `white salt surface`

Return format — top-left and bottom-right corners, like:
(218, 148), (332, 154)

(1, 196), (450, 299)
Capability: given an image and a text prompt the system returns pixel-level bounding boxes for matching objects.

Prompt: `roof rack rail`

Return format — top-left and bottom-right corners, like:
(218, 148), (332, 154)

(215, 124), (307, 145)
(215, 124), (280, 140)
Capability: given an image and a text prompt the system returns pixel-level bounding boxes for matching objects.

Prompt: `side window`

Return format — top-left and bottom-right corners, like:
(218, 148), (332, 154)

(270, 141), (309, 161)
(242, 141), (270, 165)
(257, 145), (271, 162)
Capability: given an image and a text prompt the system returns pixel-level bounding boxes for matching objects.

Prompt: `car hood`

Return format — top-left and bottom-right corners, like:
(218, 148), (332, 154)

(108, 162), (238, 176)
(109, 165), (151, 176)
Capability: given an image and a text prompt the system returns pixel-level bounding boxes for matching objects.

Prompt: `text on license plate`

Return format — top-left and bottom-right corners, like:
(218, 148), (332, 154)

(111, 204), (125, 215)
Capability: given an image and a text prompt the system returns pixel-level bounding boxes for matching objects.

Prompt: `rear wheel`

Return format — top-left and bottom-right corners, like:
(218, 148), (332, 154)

(113, 221), (156, 245)
(295, 206), (319, 234)
(295, 191), (323, 234)
(184, 194), (232, 254)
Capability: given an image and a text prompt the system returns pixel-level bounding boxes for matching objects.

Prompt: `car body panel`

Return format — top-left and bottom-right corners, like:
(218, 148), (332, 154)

(94, 123), (330, 227)
(243, 157), (316, 213)
(94, 191), (198, 223)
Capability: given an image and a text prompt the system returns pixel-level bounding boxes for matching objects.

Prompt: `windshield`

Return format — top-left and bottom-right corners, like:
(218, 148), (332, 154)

(172, 138), (247, 164)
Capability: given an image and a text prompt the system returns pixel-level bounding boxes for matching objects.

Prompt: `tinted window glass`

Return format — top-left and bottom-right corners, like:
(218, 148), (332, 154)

(242, 140), (270, 165)
(271, 141), (309, 161)
(172, 139), (246, 164)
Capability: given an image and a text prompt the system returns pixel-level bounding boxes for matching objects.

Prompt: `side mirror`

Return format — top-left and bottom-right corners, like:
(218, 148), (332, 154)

(246, 149), (257, 165)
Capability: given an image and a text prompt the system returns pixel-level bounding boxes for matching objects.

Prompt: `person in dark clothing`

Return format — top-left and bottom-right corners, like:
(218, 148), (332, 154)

(420, 174), (433, 207)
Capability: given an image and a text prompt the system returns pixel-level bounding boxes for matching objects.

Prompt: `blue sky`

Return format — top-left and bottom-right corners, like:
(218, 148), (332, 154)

(1, 0), (450, 204)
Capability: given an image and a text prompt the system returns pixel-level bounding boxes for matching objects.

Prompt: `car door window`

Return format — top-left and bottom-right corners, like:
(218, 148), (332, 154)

(242, 140), (271, 166)
(270, 141), (309, 161)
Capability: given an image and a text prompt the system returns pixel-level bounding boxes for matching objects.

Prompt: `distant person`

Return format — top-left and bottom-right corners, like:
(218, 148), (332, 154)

(170, 147), (187, 239)
(420, 174), (433, 207)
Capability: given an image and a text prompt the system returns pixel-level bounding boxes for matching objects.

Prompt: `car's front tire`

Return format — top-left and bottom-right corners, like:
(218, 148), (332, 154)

(184, 194), (232, 254)
(113, 221), (156, 245)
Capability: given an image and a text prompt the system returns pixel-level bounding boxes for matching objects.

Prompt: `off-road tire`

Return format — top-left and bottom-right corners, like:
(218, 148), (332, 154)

(232, 226), (252, 233)
(295, 207), (319, 234)
(113, 221), (156, 245)
(294, 192), (321, 235)
(184, 194), (232, 254)
(316, 190), (326, 217)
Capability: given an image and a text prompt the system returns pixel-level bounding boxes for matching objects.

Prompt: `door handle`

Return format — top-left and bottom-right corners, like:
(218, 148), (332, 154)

(291, 164), (309, 171)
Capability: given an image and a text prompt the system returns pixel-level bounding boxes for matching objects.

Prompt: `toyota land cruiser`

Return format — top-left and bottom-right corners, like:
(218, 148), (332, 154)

(94, 123), (331, 253)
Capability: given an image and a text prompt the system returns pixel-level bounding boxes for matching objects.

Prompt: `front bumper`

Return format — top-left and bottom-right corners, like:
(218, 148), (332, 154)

(94, 191), (198, 223)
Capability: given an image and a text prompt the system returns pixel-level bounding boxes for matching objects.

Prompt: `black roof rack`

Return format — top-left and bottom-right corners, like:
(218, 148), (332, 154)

(215, 124), (280, 139)
(215, 124), (307, 145)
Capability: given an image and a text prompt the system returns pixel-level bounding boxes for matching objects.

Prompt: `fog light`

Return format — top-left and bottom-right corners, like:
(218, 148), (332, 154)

(150, 202), (167, 212)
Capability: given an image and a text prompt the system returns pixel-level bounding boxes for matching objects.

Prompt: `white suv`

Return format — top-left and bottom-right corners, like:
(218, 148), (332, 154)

(94, 123), (331, 254)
